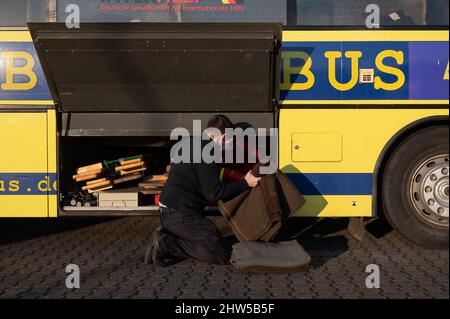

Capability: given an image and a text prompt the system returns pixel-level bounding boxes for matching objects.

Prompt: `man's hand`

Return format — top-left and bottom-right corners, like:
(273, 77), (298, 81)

(244, 171), (261, 188)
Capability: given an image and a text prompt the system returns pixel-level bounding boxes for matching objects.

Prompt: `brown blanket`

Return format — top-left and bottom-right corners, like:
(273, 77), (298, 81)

(219, 169), (305, 242)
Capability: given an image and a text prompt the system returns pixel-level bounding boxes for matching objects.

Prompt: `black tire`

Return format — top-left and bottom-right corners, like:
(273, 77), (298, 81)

(382, 125), (449, 250)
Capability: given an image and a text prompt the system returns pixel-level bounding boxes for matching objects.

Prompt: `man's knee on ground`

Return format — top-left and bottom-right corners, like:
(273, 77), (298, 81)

(205, 250), (230, 265)
(194, 243), (231, 265)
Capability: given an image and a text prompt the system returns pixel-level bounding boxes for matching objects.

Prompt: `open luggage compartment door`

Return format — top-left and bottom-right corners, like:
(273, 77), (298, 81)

(28, 22), (282, 113)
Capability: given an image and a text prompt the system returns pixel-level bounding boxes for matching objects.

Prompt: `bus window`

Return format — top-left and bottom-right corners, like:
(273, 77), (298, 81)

(56, 0), (287, 24)
(287, 0), (449, 27)
(0, 0), (46, 27)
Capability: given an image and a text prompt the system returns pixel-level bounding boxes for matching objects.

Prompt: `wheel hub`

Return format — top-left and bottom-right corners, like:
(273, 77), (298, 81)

(410, 154), (449, 226)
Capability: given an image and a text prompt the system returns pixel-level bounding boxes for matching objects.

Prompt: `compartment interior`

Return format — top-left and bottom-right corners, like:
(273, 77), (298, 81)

(58, 113), (275, 216)
(59, 136), (171, 215)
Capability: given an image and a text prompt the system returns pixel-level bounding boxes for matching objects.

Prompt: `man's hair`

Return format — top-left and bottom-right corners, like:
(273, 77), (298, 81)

(207, 115), (233, 134)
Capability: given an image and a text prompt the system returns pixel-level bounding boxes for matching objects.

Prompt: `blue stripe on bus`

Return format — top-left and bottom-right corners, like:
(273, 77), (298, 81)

(0, 173), (57, 195)
(280, 41), (449, 102)
(286, 173), (373, 196)
(1, 172), (372, 196)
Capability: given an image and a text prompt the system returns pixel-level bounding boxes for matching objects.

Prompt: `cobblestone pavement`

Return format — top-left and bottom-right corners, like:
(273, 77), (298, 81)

(0, 216), (448, 299)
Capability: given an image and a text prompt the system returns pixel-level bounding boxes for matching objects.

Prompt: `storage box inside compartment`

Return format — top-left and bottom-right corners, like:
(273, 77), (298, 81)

(60, 137), (170, 210)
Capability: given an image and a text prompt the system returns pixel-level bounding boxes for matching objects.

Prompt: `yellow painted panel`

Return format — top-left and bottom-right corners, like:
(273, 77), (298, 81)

(283, 30), (449, 42)
(294, 195), (372, 217)
(0, 100), (55, 105)
(0, 195), (48, 217)
(47, 110), (58, 217)
(292, 132), (342, 162)
(49, 195), (58, 218)
(0, 113), (48, 172)
(0, 31), (32, 42)
(282, 100), (449, 105)
(2, 30), (449, 43)
(0, 112), (48, 217)
(47, 110), (57, 174)
(280, 109), (449, 173)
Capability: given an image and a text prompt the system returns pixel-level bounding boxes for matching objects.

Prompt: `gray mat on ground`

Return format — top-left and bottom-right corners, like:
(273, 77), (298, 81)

(230, 240), (311, 272)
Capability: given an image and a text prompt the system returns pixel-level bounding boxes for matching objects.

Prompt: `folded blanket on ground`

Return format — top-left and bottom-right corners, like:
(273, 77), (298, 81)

(230, 240), (311, 273)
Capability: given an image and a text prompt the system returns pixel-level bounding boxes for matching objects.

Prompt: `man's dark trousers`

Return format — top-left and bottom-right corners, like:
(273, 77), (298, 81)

(158, 207), (231, 265)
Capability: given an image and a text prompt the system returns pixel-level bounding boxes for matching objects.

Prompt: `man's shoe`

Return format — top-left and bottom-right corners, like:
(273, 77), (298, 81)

(144, 243), (154, 265)
(144, 226), (163, 265)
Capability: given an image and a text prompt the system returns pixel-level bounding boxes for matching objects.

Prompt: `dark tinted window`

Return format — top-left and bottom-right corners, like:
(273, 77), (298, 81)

(56, 0), (286, 24)
(287, 0), (449, 27)
(0, 0), (46, 27)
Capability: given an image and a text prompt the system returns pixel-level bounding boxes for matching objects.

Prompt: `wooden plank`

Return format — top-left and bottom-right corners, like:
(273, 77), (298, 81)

(139, 187), (163, 193)
(149, 175), (168, 182)
(139, 183), (165, 189)
(77, 163), (103, 174)
(113, 172), (143, 184)
(72, 169), (103, 180)
(139, 177), (166, 187)
(120, 158), (143, 166)
(115, 162), (144, 171)
(75, 173), (102, 182)
(140, 190), (162, 195)
(88, 185), (113, 194)
(82, 180), (112, 191)
(86, 177), (108, 186)
(120, 167), (146, 176)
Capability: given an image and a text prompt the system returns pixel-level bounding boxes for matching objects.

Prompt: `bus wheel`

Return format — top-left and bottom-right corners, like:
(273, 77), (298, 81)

(381, 126), (449, 250)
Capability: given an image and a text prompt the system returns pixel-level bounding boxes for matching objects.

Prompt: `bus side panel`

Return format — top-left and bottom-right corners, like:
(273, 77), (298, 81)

(0, 111), (52, 217)
(47, 109), (58, 217)
(279, 109), (449, 217)
(280, 30), (449, 217)
(281, 30), (449, 105)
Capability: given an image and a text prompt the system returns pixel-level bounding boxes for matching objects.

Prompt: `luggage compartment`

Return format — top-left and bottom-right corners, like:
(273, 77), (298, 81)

(59, 136), (171, 216)
(58, 112), (274, 216)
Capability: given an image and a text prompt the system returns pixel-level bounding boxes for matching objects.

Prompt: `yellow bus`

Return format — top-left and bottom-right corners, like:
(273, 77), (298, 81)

(0, 0), (448, 249)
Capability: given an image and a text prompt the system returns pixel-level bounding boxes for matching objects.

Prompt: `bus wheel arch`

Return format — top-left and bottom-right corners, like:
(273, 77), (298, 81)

(373, 115), (449, 249)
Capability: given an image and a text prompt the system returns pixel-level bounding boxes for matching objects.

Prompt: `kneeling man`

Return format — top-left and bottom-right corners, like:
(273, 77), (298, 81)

(144, 125), (260, 266)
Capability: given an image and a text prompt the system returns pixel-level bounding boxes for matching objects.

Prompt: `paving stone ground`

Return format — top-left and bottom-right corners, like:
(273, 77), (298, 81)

(0, 216), (448, 299)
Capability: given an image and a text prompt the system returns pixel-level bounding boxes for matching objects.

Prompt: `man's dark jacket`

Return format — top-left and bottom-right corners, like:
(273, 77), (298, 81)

(160, 138), (248, 214)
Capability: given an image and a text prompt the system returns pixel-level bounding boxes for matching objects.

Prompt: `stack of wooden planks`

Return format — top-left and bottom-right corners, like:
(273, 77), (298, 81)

(74, 156), (147, 193)
(81, 178), (113, 193)
(73, 163), (113, 193)
(113, 157), (146, 184)
(139, 174), (168, 195)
